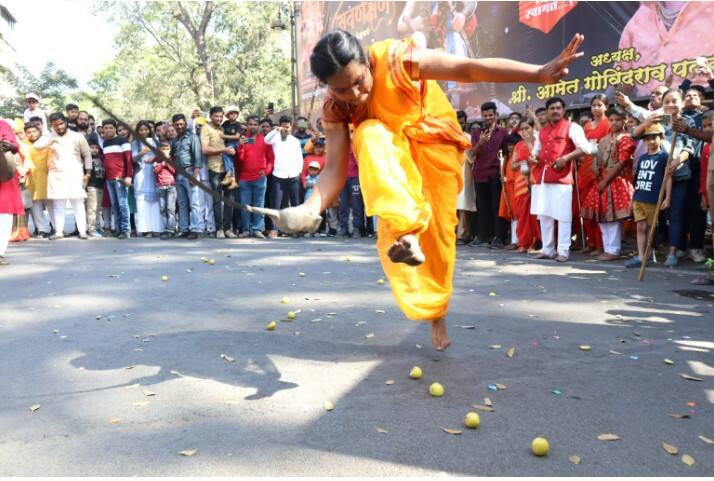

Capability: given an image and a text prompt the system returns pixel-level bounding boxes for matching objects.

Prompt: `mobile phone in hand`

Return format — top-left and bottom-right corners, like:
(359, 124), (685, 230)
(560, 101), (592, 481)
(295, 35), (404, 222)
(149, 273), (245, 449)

(662, 113), (672, 127)
(267, 102), (274, 114)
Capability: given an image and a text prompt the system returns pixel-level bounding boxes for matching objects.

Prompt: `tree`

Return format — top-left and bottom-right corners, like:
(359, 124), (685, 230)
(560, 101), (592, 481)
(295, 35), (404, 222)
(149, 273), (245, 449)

(89, 0), (291, 122)
(0, 62), (78, 119)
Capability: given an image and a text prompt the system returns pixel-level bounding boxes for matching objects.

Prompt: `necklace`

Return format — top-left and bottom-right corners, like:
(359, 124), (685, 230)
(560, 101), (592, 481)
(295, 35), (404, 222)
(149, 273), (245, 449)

(657, 1), (683, 31)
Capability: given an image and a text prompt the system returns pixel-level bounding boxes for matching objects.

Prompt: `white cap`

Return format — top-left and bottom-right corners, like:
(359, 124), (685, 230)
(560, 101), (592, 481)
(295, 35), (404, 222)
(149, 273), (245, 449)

(25, 92), (39, 101)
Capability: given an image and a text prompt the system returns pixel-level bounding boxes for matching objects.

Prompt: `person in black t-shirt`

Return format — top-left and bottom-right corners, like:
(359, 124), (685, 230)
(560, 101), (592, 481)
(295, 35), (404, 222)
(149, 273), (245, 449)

(625, 123), (670, 268)
(65, 103), (79, 132)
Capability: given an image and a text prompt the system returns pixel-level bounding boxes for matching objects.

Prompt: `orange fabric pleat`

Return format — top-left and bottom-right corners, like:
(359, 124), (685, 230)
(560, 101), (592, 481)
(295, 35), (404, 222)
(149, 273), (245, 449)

(353, 39), (470, 321)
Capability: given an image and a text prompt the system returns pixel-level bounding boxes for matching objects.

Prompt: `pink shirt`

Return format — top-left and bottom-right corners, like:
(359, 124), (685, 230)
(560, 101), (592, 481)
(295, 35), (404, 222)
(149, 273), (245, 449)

(617, 2), (714, 97)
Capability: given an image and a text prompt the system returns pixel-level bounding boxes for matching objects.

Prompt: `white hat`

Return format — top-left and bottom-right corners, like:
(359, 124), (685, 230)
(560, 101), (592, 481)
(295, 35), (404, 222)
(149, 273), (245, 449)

(25, 92), (39, 101)
(308, 160), (321, 170)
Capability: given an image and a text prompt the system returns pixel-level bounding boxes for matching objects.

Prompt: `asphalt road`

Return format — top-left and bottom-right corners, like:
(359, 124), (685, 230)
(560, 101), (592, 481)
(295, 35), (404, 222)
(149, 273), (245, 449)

(1, 236), (712, 476)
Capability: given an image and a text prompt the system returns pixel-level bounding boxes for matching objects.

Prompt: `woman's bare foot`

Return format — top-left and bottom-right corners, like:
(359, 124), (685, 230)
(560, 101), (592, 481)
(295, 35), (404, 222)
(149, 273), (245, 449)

(431, 318), (451, 351)
(387, 234), (425, 266)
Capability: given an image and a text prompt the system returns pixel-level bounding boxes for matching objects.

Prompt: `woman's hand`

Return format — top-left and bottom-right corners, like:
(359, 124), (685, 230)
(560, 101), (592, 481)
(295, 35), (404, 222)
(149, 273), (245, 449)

(537, 34), (584, 84)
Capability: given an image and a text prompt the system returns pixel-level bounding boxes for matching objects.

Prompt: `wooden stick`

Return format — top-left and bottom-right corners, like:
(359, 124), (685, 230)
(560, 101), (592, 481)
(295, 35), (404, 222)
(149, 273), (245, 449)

(572, 158), (587, 250)
(638, 131), (679, 281)
(498, 151), (514, 219)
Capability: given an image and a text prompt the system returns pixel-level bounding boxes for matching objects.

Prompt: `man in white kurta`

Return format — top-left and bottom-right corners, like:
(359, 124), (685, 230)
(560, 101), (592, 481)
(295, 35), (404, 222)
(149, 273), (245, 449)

(530, 97), (597, 262)
(44, 113), (92, 239)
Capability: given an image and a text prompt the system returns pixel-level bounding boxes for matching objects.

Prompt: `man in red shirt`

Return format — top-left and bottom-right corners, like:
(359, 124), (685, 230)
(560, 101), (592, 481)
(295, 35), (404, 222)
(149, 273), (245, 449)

(236, 115), (273, 238)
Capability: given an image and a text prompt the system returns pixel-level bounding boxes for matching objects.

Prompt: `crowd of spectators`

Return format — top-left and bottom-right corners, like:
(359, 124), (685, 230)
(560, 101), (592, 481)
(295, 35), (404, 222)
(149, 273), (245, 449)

(1, 67), (713, 285)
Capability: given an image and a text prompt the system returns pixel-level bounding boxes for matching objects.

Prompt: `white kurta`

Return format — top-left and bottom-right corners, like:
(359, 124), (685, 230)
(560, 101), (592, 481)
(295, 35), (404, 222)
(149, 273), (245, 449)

(44, 130), (92, 200)
(531, 182), (573, 222)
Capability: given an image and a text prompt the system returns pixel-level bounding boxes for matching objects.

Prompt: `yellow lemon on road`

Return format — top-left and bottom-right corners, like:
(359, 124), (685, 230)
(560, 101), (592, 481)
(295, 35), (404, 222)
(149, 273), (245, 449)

(281, 297), (290, 304)
(429, 382), (445, 397)
(377, 278), (385, 285)
(464, 412), (480, 429)
(161, 275), (169, 282)
(207, 259), (216, 265)
(299, 272), (305, 277)
(266, 321), (277, 331)
(409, 366), (423, 379)
(531, 437), (549, 456)
(287, 311), (297, 320)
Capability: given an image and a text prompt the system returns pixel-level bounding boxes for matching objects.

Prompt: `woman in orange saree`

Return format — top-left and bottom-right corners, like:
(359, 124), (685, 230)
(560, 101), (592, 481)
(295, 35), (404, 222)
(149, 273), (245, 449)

(253, 30), (585, 351)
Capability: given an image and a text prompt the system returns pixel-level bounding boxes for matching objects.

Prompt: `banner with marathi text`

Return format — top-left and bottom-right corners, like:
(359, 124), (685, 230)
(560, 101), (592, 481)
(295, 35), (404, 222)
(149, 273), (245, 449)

(297, 1), (714, 120)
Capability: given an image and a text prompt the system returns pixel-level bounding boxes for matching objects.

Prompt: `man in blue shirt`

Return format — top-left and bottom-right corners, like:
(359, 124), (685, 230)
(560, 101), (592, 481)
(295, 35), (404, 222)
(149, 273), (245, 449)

(169, 113), (204, 240)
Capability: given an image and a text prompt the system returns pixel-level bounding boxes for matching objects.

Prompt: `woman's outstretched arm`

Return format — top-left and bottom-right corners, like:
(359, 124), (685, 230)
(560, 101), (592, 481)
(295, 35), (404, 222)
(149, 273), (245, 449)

(419, 34), (584, 85)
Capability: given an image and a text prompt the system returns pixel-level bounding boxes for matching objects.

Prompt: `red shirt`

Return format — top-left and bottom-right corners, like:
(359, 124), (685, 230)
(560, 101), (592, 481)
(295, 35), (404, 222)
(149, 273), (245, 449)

(237, 134), (271, 181)
(301, 154), (326, 186)
(153, 161), (176, 187)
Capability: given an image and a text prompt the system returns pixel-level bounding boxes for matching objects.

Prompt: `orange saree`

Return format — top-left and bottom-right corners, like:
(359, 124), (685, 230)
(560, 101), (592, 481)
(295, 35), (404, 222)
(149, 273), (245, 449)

(322, 38), (470, 320)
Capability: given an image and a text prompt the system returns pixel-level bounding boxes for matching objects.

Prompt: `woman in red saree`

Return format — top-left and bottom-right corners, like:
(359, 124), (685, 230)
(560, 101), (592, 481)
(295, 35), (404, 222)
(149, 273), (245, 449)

(575, 94), (609, 254)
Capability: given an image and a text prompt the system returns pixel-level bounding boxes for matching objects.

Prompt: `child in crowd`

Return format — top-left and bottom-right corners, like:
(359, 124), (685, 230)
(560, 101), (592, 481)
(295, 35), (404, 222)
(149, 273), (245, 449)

(304, 160), (321, 200)
(301, 137), (326, 194)
(85, 140), (106, 237)
(221, 107), (242, 189)
(154, 141), (177, 239)
(582, 106), (636, 261)
(303, 160), (322, 237)
(625, 123), (670, 268)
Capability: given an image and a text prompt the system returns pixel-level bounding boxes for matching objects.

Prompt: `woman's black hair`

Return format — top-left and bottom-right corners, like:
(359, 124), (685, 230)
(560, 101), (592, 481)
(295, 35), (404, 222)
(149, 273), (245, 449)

(519, 117), (535, 128)
(590, 93), (610, 107)
(310, 29), (367, 83)
(605, 106), (626, 118)
(135, 120), (152, 138)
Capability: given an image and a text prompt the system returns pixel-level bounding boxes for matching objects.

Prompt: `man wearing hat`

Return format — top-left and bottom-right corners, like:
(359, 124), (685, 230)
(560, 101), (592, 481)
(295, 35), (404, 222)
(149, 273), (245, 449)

(23, 93), (47, 131)
(293, 116), (314, 158)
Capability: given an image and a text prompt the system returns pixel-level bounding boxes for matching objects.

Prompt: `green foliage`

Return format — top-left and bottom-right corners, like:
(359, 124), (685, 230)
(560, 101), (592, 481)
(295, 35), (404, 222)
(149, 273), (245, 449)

(0, 62), (78, 119)
(88, 0), (291, 122)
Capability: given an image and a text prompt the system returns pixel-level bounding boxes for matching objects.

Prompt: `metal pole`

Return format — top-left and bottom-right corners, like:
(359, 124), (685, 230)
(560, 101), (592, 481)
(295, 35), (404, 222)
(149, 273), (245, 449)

(290, 0), (298, 121)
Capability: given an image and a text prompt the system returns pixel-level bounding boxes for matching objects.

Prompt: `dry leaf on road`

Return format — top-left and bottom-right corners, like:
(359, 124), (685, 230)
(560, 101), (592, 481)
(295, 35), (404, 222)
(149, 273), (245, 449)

(470, 404), (494, 412)
(667, 413), (690, 419)
(143, 390), (157, 397)
(495, 383), (507, 390)
(681, 454), (695, 466)
(597, 433), (620, 441)
(178, 449), (198, 457)
(376, 428), (389, 434)
(461, 325), (476, 329)
(110, 418), (121, 424)
(385, 380), (395, 385)
(569, 455), (581, 465)
(507, 347), (516, 358)
(484, 397), (493, 407)
(698, 435), (714, 445)
(680, 373), (703, 382)
(29, 404), (40, 412)
(662, 442), (679, 455)
(441, 427), (463, 435)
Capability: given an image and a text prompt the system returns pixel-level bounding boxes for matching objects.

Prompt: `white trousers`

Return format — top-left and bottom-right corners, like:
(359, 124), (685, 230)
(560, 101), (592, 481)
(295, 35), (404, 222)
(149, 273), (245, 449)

(599, 221), (622, 255)
(538, 215), (571, 257)
(511, 219), (518, 245)
(0, 213), (12, 256)
(30, 200), (52, 233)
(51, 198), (87, 236)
